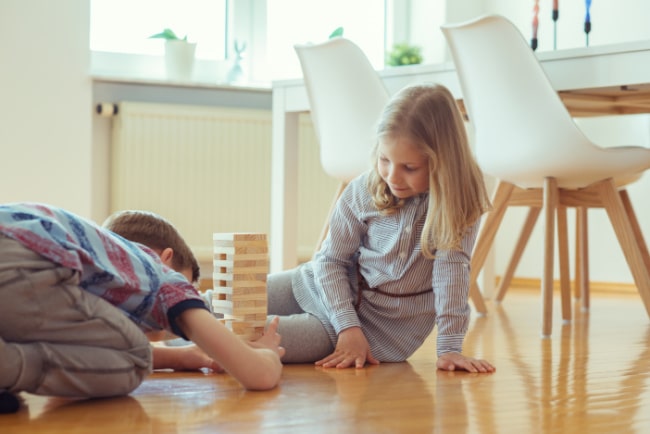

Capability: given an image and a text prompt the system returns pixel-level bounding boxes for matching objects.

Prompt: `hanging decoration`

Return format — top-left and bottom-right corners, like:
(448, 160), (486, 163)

(552, 0), (559, 49)
(584, 0), (592, 46)
(531, 0), (540, 50)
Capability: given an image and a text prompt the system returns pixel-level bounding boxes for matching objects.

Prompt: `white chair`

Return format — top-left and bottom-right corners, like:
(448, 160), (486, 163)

(441, 14), (650, 336)
(294, 38), (390, 253)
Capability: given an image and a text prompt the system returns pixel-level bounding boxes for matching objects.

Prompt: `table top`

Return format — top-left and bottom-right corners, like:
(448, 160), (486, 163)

(273, 39), (650, 117)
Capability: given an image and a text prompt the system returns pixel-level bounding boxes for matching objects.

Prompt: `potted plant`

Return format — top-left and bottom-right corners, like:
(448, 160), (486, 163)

(149, 28), (197, 81)
(386, 43), (423, 66)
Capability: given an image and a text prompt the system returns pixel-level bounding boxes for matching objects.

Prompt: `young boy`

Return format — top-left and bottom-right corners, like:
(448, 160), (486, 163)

(0, 203), (284, 414)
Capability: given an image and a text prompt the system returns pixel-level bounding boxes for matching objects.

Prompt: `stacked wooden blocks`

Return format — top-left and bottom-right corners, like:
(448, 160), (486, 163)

(212, 233), (268, 340)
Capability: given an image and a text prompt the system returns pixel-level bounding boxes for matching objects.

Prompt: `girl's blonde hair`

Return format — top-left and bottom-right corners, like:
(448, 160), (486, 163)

(368, 84), (491, 257)
(103, 210), (201, 283)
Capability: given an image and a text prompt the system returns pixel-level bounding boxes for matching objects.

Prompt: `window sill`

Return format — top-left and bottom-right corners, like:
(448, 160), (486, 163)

(91, 51), (271, 93)
(92, 72), (271, 93)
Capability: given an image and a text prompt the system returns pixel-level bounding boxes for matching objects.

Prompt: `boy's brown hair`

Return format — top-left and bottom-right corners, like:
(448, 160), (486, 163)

(103, 210), (200, 283)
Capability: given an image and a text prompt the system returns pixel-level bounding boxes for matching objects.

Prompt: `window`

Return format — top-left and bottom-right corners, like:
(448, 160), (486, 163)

(266, 0), (386, 80)
(90, 0), (227, 60)
(90, 0), (396, 85)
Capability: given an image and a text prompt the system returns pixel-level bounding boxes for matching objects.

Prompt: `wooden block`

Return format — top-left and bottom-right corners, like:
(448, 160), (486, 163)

(213, 258), (269, 265)
(213, 284), (265, 294)
(222, 293), (267, 305)
(231, 303), (266, 316)
(213, 252), (269, 262)
(213, 233), (267, 242)
(230, 321), (266, 341)
(212, 272), (268, 282)
(212, 299), (233, 312)
(213, 233), (268, 254)
(213, 247), (268, 257)
(212, 232), (269, 339)
(213, 260), (269, 274)
(214, 240), (268, 249)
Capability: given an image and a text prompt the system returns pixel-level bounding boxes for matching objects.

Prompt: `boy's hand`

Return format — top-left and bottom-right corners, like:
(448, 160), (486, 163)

(248, 316), (285, 359)
(315, 326), (380, 369)
(152, 344), (223, 372)
(437, 352), (495, 373)
(177, 345), (224, 372)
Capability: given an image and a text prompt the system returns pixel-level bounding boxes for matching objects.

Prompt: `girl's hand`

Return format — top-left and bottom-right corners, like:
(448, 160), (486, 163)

(316, 326), (380, 369)
(248, 316), (285, 359)
(437, 352), (495, 373)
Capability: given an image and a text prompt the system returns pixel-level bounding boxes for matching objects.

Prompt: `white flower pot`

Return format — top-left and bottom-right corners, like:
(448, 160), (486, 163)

(164, 40), (196, 81)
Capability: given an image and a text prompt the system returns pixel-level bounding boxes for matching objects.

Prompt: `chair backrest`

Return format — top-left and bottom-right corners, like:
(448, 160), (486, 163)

(441, 15), (600, 188)
(295, 38), (390, 182)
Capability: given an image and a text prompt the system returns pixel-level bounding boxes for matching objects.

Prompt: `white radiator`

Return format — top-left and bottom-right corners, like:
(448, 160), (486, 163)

(109, 101), (337, 269)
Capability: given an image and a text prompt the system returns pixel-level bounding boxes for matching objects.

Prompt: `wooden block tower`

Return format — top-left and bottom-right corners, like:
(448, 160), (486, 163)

(212, 233), (268, 340)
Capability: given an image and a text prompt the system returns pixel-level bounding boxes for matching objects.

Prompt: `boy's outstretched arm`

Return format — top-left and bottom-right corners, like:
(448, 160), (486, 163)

(176, 309), (284, 390)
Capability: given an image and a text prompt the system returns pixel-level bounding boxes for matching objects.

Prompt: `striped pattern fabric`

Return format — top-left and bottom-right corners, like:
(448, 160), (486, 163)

(0, 203), (206, 337)
(294, 173), (477, 361)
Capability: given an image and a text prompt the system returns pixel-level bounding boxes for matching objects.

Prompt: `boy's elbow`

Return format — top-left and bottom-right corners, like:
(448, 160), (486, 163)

(246, 372), (282, 391)
(242, 364), (282, 391)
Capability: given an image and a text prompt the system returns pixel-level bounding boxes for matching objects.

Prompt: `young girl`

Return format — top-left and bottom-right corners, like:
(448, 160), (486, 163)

(267, 83), (495, 373)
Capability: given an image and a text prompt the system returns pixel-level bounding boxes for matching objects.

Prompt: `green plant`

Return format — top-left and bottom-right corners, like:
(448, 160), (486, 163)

(148, 28), (188, 41)
(386, 43), (423, 66)
(329, 26), (344, 39)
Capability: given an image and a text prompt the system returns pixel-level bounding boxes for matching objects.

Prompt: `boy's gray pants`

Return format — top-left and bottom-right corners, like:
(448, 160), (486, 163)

(0, 235), (151, 398)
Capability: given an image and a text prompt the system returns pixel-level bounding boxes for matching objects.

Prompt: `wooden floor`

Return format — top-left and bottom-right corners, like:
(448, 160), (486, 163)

(4, 289), (650, 433)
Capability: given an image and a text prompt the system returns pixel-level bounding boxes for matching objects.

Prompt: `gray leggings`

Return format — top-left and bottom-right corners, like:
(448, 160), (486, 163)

(0, 236), (151, 398)
(267, 269), (334, 363)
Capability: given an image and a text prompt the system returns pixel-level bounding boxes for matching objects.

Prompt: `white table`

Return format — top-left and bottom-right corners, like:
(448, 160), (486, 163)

(270, 41), (650, 272)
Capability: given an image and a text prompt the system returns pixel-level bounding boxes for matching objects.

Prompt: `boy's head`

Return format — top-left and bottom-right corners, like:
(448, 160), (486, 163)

(103, 210), (200, 283)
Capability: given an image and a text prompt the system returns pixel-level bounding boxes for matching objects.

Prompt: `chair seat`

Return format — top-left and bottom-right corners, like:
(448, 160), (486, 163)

(483, 144), (650, 190)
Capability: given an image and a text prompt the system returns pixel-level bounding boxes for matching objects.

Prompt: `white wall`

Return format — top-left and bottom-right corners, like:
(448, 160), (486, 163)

(0, 0), (93, 218)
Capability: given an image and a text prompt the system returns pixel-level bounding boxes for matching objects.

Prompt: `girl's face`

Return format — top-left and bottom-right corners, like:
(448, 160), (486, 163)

(377, 136), (430, 199)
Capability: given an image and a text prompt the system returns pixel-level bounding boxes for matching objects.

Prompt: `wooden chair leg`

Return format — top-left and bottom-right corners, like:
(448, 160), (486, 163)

(573, 207), (582, 299)
(313, 181), (347, 257)
(557, 205), (572, 323)
(541, 177), (559, 338)
(469, 281), (487, 315)
(596, 179), (650, 318)
(469, 181), (515, 314)
(575, 207), (589, 310)
(619, 189), (650, 271)
(495, 206), (540, 302)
